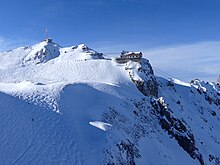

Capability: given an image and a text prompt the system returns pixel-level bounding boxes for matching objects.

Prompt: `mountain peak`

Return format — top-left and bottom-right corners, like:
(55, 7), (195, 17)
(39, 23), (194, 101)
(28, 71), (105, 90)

(58, 43), (104, 61)
(0, 41), (105, 68)
(22, 40), (61, 66)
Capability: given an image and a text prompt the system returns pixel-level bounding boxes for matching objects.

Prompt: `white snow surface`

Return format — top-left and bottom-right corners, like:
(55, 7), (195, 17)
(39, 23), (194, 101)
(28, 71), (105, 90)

(0, 41), (143, 164)
(89, 121), (112, 131)
(0, 41), (219, 165)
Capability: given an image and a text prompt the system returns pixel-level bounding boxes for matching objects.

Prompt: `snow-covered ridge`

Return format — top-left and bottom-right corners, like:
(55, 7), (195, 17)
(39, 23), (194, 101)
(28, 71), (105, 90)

(0, 41), (156, 97)
(0, 41), (104, 69)
(0, 40), (152, 112)
(59, 44), (104, 61)
(0, 40), (219, 165)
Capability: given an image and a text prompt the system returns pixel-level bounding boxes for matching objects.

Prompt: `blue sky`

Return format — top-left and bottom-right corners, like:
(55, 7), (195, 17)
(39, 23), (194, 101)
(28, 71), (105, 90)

(0, 0), (219, 81)
(0, 0), (220, 48)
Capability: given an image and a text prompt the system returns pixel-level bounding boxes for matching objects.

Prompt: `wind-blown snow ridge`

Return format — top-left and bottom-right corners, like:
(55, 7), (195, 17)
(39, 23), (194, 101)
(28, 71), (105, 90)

(89, 121), (112, 131)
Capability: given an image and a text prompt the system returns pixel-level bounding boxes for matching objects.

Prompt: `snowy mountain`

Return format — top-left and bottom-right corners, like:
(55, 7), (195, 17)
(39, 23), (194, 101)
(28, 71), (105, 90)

(0, 40), (219, 165)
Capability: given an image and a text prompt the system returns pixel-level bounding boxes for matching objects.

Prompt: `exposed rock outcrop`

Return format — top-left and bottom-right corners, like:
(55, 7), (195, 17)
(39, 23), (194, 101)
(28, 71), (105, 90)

(125, 58), (158, 97)
(151, 97), (205, 165)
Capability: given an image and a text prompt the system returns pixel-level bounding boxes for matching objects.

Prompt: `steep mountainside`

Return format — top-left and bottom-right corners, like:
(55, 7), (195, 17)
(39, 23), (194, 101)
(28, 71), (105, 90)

(0, 40), (219, 165)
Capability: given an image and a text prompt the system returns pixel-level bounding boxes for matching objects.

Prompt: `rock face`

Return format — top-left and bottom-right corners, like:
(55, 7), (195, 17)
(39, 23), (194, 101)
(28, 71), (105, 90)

(125, 58), (158, 97)
(151, 97), (204, 165)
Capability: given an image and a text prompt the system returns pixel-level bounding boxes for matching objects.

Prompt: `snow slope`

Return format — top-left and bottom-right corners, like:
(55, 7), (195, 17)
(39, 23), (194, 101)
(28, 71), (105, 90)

(0, 40), (219, 165)
(156, 78), (220, 164)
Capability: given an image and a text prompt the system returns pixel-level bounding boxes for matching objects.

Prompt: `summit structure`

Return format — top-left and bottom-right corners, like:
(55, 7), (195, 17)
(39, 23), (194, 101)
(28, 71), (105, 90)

(44, 28), (52, 43)
(115, 50), (142, 63)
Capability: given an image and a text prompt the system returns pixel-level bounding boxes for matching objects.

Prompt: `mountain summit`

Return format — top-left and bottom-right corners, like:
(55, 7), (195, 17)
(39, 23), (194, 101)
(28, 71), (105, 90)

(0, 41), (219, 165)
(0, 41), (105, 69)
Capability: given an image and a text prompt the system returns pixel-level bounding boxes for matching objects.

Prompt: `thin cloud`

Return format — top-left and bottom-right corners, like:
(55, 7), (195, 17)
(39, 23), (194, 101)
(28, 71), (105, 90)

(0, 36), (36, 52)
(144, 41), (220, 82)
(0, 37), (10, 52)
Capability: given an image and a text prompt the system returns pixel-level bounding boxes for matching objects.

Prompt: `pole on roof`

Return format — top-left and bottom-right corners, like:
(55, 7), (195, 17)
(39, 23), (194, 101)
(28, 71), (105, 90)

(45, 28), (48, 39)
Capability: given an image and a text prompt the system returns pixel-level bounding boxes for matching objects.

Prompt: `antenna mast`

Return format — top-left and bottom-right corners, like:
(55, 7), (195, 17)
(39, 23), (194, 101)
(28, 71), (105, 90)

(45, 27), (48, 39)
(44, 28), (52, 43)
